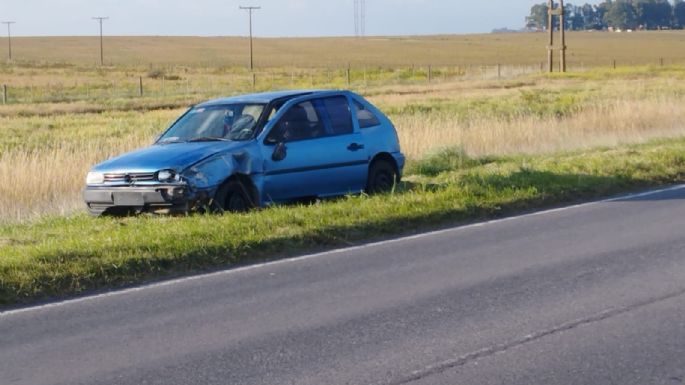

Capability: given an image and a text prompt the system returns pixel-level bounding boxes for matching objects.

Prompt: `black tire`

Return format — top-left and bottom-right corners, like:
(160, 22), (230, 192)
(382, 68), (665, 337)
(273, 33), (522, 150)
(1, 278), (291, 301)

(214, 181), (255, 213)
(366, 159), (398, 194)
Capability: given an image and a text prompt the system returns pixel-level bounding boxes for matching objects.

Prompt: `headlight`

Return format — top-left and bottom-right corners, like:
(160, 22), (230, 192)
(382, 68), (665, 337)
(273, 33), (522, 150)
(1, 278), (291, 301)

(157, 169), (179, 182)
(86, 172), (104, 185)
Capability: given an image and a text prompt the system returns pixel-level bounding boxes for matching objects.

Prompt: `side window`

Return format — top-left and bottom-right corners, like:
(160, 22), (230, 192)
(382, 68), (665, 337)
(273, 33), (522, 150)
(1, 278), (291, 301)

(354, 100), (381, 128)
(322, 96), (354, 135)
(268, 101), (325, 143)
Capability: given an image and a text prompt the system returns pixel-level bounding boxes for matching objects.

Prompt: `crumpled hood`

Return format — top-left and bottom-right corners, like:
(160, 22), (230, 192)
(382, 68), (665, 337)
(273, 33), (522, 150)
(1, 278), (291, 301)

(92, 141), (250, 173)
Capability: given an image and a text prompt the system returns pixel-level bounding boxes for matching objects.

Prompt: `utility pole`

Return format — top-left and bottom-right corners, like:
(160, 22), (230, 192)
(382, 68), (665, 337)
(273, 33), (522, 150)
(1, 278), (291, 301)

(361, 0), (366, 37)
(354, 0), (359, 36)
(92, 17), (108, 66)
(239, 6), (261, 71)
(1, 21), (15, 61)
(546, 0), (566, 73)
(353, 0), (366, 37)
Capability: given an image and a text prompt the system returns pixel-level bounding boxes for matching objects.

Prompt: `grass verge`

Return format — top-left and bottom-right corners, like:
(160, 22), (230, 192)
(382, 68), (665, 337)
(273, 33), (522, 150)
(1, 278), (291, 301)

(1, 137), (685, 307)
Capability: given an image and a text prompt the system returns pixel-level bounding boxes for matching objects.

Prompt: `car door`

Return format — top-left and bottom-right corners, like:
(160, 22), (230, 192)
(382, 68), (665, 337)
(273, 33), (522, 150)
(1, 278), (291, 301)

(261, 95), (368, 202)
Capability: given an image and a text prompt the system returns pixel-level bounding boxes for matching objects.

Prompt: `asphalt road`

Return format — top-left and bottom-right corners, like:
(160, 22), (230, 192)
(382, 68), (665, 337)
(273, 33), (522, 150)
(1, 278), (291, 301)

(2, 186), (685, 385)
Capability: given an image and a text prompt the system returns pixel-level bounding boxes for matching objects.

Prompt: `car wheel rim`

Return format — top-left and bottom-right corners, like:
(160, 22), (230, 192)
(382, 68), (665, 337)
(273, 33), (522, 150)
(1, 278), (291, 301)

(228, 193), (247, 212)
(374, 171), (393, 192)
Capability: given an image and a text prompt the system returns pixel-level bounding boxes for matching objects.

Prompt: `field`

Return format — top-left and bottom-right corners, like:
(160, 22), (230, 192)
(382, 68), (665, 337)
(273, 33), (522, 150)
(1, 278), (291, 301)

(4, 32), (685, 67)
(2, 32), (685, 304)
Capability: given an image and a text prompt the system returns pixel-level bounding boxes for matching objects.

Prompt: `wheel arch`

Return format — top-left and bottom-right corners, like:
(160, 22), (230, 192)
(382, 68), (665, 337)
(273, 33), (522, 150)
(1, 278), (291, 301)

(369, 152), (401, 182)
(216, 173), (260, 207)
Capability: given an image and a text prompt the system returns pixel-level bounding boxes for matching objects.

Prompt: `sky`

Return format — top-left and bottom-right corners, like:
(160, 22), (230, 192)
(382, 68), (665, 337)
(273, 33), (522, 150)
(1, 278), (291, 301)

(0, 0), (603, 37)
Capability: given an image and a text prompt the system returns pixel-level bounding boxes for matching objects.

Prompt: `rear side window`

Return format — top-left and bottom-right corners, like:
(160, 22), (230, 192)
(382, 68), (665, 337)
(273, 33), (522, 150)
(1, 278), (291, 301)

(322, 97), (354, 135)
(354, 100), (381, 128)
(269, 101), (325, 142)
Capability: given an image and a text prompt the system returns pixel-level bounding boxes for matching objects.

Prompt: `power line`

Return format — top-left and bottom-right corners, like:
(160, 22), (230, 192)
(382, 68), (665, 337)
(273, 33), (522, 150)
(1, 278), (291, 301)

(92, 17), (108, 66)
(1, 21), (15, 61)
(239, 6), (261, 71)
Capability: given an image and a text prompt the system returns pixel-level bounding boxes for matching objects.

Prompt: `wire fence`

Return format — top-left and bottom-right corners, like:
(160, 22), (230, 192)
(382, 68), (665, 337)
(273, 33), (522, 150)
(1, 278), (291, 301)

(0, 63), (547, 105)
(0, 58), (680, 105)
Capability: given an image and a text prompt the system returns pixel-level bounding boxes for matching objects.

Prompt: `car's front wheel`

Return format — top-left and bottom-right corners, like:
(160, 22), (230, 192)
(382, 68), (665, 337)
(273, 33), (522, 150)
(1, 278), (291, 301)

(366, 159), (398, 194)
(214, 180), (255, 213)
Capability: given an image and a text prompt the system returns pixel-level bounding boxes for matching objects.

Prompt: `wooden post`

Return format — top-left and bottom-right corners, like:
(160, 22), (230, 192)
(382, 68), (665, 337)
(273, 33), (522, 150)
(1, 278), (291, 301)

(613, 59), (616, 69)
(547, 0), (554, 73)
(428, 65), (432, 83)
(139, 76), (143, 97)
(2, 84), (6, 104)
(497, 63), (501, 79)
(346, 66), (351, 86)
(660, 57), (664, 67)
(559, 0), (566, 73)
(252, 73), (256, 90)
(547, 0), (566, 73)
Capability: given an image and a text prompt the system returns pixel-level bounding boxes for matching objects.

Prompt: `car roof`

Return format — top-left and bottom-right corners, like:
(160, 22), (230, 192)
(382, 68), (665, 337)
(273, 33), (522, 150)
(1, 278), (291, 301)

(197, 90), (347, 107)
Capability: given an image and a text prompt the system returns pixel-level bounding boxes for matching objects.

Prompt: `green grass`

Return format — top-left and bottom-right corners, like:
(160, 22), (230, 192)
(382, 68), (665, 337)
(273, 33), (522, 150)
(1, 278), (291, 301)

(2, 137), (685, 306)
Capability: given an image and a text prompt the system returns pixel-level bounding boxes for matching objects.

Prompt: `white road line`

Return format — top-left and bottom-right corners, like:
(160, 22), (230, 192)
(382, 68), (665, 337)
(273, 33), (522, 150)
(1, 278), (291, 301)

(2, 184), (684, 318)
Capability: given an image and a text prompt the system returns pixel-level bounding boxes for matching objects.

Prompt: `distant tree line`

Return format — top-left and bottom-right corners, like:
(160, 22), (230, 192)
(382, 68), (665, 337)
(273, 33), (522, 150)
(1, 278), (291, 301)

(526, 0), (685, 30)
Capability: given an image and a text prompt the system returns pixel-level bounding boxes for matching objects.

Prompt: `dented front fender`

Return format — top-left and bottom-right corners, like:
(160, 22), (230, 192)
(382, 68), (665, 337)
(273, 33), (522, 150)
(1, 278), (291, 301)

(182, 144), (262, 192)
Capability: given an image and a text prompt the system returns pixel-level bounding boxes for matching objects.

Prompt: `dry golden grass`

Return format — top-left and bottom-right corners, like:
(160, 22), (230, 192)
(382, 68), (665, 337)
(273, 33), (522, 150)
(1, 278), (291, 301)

(3, 95), (683, 223)
(3, 32), (685, 67)
(395, 98), (685, 159)
(2, 65), (685, 223)
(0, 109), (177, 223)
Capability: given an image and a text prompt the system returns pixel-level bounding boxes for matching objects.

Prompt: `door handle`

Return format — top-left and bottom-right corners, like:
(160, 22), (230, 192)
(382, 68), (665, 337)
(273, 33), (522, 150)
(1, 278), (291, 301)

(347, 143), (365, 152)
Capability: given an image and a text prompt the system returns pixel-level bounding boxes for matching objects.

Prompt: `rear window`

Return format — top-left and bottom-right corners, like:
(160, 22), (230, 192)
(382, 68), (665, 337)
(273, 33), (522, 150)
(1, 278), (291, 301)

(322, 96), (354, 135)
(354, 100), (381, 128)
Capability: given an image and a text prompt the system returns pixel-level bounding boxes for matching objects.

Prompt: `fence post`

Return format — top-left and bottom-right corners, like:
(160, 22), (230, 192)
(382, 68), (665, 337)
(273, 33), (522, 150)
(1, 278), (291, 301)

(346, 66), (351, 86)
(252, 73), (257, 90)
(139, 76), (144, 97)
(613, 59), (616, 69)
(428, 65), (432, 83)
(2, 84), (6, 104)
(660, 57), (664, 67)
(497, 63), (501, 80)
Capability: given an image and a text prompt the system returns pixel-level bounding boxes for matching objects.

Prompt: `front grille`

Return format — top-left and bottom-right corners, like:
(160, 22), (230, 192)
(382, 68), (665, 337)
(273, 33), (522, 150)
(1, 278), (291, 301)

(103, 172), (156, 183)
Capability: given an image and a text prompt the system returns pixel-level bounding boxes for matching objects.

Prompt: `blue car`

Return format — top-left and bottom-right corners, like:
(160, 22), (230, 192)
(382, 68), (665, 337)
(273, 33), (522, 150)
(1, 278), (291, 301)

(83, 90), (405, 216)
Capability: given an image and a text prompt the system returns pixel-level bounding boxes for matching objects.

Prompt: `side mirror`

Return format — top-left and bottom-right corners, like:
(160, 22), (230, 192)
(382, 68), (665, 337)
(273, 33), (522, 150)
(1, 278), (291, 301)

(272, 142), (287, 162)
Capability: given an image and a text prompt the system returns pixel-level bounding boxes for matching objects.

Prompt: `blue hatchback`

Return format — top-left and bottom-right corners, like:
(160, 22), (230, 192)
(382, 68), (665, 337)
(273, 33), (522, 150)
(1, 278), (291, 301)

(83, 90), (405, 215)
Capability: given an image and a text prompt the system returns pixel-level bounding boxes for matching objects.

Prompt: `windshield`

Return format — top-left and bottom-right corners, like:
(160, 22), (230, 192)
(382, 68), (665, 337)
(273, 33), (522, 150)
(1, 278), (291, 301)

(158, 104), (266, 143)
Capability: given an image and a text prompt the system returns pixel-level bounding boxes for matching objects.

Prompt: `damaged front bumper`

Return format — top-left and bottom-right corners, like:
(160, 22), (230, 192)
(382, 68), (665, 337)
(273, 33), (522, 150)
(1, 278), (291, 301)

(83, 184), (210, 216)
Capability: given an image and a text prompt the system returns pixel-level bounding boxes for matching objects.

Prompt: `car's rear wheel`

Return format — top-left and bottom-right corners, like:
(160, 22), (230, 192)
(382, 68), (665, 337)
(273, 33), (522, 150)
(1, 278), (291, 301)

(366, 159), (398, 194)
(215, 180), (255, 213)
